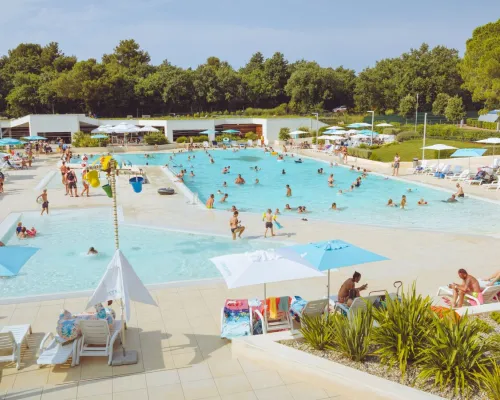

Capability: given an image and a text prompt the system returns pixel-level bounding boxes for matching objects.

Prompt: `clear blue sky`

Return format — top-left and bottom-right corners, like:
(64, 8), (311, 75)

(2, 0), (498, 71)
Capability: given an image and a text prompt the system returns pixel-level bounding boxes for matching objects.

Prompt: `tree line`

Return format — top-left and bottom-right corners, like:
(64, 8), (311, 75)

(0, 19), (498, 118)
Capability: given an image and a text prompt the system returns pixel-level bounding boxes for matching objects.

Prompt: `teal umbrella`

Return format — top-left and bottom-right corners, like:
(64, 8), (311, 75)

(0, 246), (39, 277)
(201, 129), (217, 135)
(451, 148), (487, 171)
(0, 138), (24, 146)
(22, 136), (47, 141)
(91, 134), (109, 139)
(222, 129), (240, 134)
(285, 240), (388, 311)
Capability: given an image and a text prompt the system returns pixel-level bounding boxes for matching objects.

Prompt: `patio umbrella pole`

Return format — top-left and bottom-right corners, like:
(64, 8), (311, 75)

(326, 270), (330, 316)
(263, 283), (267, 334)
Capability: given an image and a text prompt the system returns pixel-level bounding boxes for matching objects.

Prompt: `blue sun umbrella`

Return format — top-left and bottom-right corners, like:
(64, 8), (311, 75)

(0, 246), (39, 277)
(451, 148), (487, 171)
(0, 138), (24, 146)
(91, 134), (109, 139)
(222, 129), (240, 134)
(22, 136), (47, 141)
(201, 129), (217, 135)
(285, 240), (388, 309)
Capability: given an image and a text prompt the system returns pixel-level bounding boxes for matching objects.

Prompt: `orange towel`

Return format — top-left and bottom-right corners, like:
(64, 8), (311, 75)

(267, 297), (278, 319)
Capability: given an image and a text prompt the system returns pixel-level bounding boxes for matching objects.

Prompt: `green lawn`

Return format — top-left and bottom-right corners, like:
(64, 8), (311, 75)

(371, 139), (494, 162)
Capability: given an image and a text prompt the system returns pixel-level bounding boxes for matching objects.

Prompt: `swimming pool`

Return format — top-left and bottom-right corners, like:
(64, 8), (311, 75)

(0, 209), (273, 299)
(155, 149), (499, 236)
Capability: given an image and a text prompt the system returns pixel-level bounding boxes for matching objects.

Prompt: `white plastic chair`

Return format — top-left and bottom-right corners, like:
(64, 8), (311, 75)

(77, 320), (121, 365)
(38, 333), (80, 367)
(0, 324), (32, 369)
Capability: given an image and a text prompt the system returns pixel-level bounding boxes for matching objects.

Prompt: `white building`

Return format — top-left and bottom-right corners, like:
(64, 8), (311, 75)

(0, 114), (326, 143)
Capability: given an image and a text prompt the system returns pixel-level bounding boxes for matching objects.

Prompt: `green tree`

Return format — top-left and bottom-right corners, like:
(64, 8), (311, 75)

(444, 95), (466, 123)
(432, 93), (450, 115)
(6, 73), (41, 116)
(398, 94), (416, 118)
(459, 19), (500, 108)
(278, 127), (290, 141)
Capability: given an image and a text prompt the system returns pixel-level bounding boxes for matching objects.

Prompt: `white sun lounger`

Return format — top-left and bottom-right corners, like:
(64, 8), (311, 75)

(437, 285), (500, 307)
(77, 320), (121, 365)
(37, 333), (80, 367)
(0, 324), (32, 369)
(446, 169), (469, 180)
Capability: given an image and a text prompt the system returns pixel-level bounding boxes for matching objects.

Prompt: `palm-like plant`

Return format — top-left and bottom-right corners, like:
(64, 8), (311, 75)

(417, 314), (498, 397)
(300, 314), (334, 351)
(328, 305), (373, 362)
(371, 284), (433, 377)
(477, 363), (500, 400)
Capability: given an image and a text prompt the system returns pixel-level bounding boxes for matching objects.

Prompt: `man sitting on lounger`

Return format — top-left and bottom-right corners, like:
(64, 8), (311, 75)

(338, 271), (368, 306)
(447, 269), (481, 308)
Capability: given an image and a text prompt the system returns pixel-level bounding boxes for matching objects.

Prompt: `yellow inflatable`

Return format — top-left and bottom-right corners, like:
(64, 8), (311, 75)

(85, 170), (100, 188)
(271, 152), (278, 156)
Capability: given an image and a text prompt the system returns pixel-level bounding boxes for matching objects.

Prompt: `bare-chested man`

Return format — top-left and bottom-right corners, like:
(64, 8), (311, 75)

(263, 209), (275, 238)
(60, 161), (68, 185)
(206, 194), (215, 209)
(447, 269), (481, 308)
(37, 189), (49, 215)
(338, 272), (367, 306)
(229, 211), (245, 240)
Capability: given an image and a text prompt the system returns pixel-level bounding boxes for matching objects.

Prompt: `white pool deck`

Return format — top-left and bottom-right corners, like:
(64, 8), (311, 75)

(0, 150), (499, 399)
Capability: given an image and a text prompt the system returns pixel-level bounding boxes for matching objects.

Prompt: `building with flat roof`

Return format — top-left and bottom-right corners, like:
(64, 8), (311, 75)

(0, 114), (325, 143)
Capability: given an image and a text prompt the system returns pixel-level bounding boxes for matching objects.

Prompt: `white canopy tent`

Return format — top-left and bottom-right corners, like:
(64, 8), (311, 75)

(421, 144), (458, 161)
(289, 130), (307, 138)
(139, 126), (160, 133)
(476, 137), (500, 155)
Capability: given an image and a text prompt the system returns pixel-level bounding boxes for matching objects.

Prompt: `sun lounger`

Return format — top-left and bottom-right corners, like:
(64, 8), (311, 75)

(0, 324), (32, 369)
(455, 301), (500, 316)
(412, 160), (427, 174)
(252, 296), (292, 334)
(37, 332), (80, 367)
(220, 299), (252, 339)
(446, 169), (469, 180)
(289, 296), (328, 322)
(437, 285), (500, 307)
(77, 319), (121, 365)
(483, 181), (499, 190)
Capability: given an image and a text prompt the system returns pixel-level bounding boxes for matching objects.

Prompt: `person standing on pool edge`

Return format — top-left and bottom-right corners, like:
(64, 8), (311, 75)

(37, 189), (49, 215)
(263, 209), (275, 238)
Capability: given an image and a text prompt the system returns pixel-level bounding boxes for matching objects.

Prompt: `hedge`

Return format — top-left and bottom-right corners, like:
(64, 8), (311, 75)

(414, 124), (499, 141)
(347, 148), (372, 159)
(467, 118), (498, 130)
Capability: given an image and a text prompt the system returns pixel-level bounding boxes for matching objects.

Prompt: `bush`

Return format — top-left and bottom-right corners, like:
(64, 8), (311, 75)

(478, 363), (500, 400)
(346, 148), (372, 159)
(396, 131), (421, 142)
(300, 314), (335, 351)
(372, 284), (433, 377)
(144, 132), (168, 145)
(72, 131), (102, 147)
(467, 118), (498, 130)
(245, 132), (258, 141)
(328, 306), (373, 362)
(417, 314), (498, 397)
(243, 103), (288, 116)
(474, 318), (494, 334)
(279, 127), (291, 141)
(383, 128), (400, 135)
(176, 136), (187, 143)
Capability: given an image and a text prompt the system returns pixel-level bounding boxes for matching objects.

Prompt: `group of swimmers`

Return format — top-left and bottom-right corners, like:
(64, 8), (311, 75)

(16, 222), (37, 239)
(387, 183), (465, 209)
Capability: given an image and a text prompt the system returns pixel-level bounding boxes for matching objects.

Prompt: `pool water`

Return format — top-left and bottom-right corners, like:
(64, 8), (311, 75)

(156, 149), (499, 235)
(0, 209), (273, 299)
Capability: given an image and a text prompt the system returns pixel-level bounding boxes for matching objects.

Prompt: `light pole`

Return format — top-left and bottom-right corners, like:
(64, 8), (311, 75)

(311, 113), (319, 143)
(414, 93), (419, 132)
(422, 112), (427, 161)
(367, 110), (375, 145)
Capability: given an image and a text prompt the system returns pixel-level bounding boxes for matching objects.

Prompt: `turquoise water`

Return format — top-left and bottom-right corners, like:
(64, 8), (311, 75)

(152, 149), (499, 235)
(0, 209), (273, 298)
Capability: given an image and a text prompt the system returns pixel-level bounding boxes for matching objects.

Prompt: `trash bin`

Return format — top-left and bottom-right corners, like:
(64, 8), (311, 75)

(129, 177), (144, 193)
(413, 158), (419, 168)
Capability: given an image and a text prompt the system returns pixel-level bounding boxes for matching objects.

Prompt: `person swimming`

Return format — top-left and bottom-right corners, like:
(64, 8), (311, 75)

(285, 204), (292, 210)
(223, 181), (227, 187)
(328, 174), (334, 187)
(387, 199), (395, 207)
(444, 194), (458, 203)
(282, 169), (286, 175)
(400, 195), (407, 209)
(234, 174), (245, 184)
(337, 190), (343, 195)
(418, 198), (428, 205)
(220, 193), (228, 203)
(88, 247), (98, 255)
(255, 178), (259, 184)
(331, 203), (337, 210)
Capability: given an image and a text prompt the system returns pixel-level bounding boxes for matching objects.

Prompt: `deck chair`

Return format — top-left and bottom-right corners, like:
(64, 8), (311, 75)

(0, 324), (32, 369)
(220, 299), (251, 339)
(437, 285), (500, 307)
(446, 169), (469, 180)
(202, 141), (209, 149)
(37, 332), (80, 367)
(77, 320), (121, 365)
(252, 296), (292, 334)
(290, 297), (328, 322)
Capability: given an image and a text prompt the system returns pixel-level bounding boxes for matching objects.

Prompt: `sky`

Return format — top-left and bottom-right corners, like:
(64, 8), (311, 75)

(0, 0), (498, 71)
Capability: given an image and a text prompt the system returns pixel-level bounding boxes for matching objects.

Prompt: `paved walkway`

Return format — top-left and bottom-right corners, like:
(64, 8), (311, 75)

(0, 149), (498, 399)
